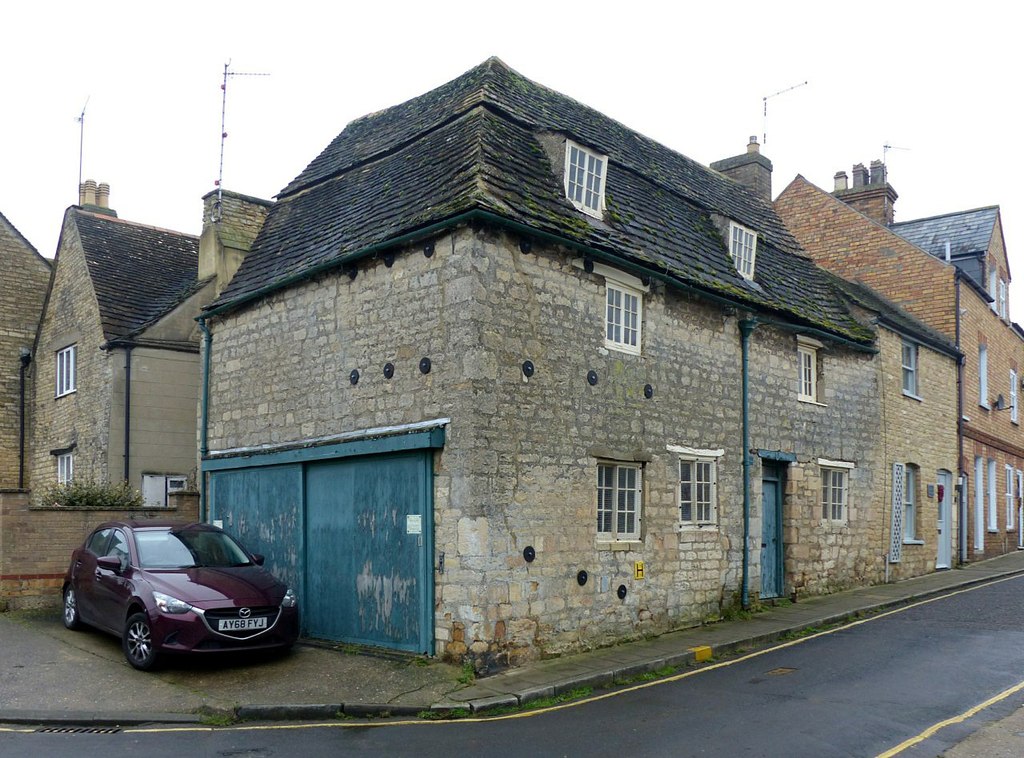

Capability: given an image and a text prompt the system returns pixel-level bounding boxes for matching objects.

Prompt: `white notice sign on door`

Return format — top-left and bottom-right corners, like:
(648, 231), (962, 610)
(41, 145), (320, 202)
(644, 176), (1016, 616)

(406, 515), (422, 535)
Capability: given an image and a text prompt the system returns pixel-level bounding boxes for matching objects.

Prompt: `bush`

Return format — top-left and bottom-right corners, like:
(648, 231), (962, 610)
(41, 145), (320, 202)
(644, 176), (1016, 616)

(40, 479), (145, 509)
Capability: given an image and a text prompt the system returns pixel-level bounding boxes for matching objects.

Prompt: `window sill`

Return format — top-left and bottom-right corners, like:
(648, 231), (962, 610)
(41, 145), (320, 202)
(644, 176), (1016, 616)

(902, 539), (925, 546)
(980, 403), (991, 411)
(596, 540), (642, 552)
(902, 391), (923, 402)
(677, 523), (719, 532)
(55, 391), (77, 399)
(603, 341), (641, 357)
(798, 397), (827, 407)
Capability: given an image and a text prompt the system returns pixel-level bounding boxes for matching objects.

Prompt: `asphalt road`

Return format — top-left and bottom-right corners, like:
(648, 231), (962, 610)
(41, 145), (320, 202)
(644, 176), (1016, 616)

(5, 575), (1024, 757)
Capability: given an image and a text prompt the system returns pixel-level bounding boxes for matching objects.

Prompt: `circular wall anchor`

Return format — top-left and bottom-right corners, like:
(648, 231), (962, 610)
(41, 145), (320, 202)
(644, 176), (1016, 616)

(349, 369), (360, 386)
(346, 265), (358, 280)
(383, 252), (395, 268)
(577, 570), (588, 586)
(523, 546), (536, 563)
(587, 370), (598, 386)
(383, 362), (395, 379)
(419, 357), (432, 374)
(423, 241), (435, 258)
(522, 360), (535, 378)
(519, 238), (533, 254)
(644, 384), (654, 399)
(617, 584), (627, 600)
(584, 257), (594, 273)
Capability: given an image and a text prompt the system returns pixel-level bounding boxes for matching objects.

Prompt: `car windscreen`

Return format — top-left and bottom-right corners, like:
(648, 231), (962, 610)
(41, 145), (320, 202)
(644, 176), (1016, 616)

(136, 529), (253, 569)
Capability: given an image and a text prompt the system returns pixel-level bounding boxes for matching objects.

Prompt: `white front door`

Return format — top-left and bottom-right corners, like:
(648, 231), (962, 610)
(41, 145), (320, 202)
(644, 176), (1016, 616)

(937, 470), (952, 569)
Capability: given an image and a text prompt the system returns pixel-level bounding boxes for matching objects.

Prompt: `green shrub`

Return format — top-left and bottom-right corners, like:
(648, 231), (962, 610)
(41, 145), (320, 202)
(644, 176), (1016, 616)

(40, 479), (145, 509)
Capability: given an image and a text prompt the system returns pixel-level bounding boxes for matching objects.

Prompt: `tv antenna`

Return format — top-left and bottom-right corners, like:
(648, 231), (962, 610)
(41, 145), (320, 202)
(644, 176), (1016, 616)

(76, 96), (90, 193)
(762, 80), (808, 145)
(882, 142), (911, 167)
(214, 61), (269, 220)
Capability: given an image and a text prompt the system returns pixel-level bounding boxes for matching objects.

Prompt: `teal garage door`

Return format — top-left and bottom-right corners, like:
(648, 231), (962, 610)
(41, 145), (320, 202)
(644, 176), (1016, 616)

(304, 451), (432, 652)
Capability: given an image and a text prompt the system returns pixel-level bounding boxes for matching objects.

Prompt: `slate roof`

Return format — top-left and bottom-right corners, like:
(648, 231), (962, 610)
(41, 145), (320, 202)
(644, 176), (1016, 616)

(72, 209), (200, 342)
(211, 58), (873, 344)
(890, 207), (998, 262)
(826, 274), (959, 359)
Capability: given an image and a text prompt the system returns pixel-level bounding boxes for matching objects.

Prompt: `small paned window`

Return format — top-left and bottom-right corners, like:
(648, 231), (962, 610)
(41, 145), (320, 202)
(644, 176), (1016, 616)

(56, 344), (76, 397)
(597, 463), (641, 541)
(729, 222), (757, 280)
(974, 456), (985, 550)
(979, 344), (989, 408)
(565, 141), (606, 218)
(679, 458), (717, 526)
(1007, 465), (1016, 531)
(903, 465), (917, 541)
(57, 453), (73, 484)
(901, 341), (918, 397)
(988, 458), (998, 531)
(797, 336), (822, 403)
(605, 282), (642, 353)
(989, 269), (998, 311)
(821, 467), (848, 523)
(1011, 370), (1019, 424)
(999, 279), (1008, 320)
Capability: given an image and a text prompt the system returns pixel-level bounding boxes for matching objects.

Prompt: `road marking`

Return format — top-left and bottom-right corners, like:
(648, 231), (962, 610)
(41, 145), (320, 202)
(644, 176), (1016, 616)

(876, 678), (1024, 757)
(119, 573), (1024, 735)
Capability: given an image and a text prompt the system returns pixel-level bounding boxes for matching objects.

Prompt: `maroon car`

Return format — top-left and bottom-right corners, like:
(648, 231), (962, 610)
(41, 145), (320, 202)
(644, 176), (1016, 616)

(62, 520), (298, 670)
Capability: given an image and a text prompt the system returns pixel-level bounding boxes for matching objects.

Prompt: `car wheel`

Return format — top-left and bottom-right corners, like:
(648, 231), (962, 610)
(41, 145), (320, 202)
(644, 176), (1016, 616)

(123, 612), (159, 671)
(62, 586), (82, 630)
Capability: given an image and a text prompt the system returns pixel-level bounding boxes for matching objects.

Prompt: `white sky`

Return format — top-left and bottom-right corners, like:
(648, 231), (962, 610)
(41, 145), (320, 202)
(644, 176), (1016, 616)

(3, 1), (1020, 302)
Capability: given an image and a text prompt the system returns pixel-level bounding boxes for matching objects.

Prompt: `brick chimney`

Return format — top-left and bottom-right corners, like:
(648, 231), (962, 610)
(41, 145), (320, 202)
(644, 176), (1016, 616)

(78, 180), (117, 217)
(711, 136), (773, 201)
(199, 189), (273, 296)
(833, 160), (898, 225)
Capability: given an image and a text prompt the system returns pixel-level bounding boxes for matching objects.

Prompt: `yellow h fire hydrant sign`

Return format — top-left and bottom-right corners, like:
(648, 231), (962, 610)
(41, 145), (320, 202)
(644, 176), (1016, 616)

(634, 560), (645, 580)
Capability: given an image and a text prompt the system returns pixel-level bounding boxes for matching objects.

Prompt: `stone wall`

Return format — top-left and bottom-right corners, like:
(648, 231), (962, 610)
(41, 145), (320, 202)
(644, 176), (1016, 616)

(29, 214), (113, 493)
(0, 489), (199, 609)
(0, 214), (51, 489)
(206, 223), (885, 665)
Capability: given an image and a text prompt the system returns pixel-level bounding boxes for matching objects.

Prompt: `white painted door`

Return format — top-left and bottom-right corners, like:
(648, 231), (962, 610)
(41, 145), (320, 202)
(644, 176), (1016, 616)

(936, 470), (952, 569)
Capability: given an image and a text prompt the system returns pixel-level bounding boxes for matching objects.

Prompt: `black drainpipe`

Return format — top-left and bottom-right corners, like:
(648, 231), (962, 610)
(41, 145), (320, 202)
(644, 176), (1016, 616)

(124, 346), (132, 483)
(955, 272), (966, 564)
(18, 349), (32, 489)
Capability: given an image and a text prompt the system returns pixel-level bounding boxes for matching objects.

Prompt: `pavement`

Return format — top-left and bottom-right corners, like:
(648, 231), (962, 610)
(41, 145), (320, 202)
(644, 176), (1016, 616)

(3, 551), (1024, 736)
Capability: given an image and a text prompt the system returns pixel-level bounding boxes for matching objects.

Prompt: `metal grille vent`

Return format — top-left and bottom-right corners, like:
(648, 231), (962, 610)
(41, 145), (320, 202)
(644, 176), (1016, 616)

(890, 463), (905, 563)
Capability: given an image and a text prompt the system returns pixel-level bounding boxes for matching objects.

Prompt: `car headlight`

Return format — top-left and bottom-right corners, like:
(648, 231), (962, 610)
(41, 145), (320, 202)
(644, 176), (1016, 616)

(153, 591), (194, 614)
(281, 588), (297, 608)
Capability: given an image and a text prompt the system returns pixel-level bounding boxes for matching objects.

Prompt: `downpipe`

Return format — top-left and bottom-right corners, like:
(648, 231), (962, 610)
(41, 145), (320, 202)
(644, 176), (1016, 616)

(198, 317), (212, 522)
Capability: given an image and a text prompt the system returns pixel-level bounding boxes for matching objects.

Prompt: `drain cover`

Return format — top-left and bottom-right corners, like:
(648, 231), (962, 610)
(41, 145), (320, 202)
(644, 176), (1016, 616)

(765, 667), (797, 676)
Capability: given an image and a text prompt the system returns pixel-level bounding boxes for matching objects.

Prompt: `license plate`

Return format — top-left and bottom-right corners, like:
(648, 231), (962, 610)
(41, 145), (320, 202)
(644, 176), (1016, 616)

(218, 617), (268, 631)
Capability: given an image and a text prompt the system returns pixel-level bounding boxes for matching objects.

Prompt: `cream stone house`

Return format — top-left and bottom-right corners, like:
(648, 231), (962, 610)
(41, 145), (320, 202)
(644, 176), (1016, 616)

(0, 210), (51, 489)
(777, 167), (1021, 564)
(196, 59), (907, 667)
(30, 182), (207, 505)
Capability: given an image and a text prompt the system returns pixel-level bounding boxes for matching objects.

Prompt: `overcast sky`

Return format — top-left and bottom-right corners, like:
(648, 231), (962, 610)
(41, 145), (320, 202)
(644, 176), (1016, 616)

(3, 2), (1019, 303)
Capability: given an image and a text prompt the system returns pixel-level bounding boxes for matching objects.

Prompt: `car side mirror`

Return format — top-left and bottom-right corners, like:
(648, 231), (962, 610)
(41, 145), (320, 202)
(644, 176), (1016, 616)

(252, 553), (265, 566)
(97, 555), (123, 573)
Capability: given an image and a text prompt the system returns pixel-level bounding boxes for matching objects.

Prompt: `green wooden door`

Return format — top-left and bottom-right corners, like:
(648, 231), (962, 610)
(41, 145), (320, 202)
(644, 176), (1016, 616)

(304, 451), (432, 653)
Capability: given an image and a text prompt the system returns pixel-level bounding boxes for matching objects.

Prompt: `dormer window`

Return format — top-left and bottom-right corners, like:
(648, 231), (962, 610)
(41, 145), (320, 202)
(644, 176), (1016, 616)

(729, 222), (757, 280)
(565, 140), (606, 218)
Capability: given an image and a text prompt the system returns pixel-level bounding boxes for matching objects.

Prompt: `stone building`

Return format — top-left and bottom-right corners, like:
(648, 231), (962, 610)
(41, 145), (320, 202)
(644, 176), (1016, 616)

(777, 168), (1019, 563)
(30, 182), (206, 505)
(0, 210), (51, 489)
(198, 58), (897, 667)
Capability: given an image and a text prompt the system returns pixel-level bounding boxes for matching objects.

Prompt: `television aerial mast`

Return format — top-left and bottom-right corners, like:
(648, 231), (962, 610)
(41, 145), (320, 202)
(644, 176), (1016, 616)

(214, 61), (269, 221)
(762, 80), (808, 145)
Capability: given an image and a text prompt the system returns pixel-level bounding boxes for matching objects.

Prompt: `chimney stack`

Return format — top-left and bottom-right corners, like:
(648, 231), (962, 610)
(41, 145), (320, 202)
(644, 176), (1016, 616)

(79, 180), (97, 206)
(199, 188), (273, 296)
(96, 182), (110, 209)
(833, 160), (898, 226)
(710, 136), (774, 202)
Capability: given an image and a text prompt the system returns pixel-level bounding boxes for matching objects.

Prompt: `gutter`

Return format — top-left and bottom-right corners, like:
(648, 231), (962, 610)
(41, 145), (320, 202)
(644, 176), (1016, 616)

(123, 346), (132, 483)
(198, 316), (212, 521)
(200, 210), (876, 353)
(18, 349), (31, 489)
